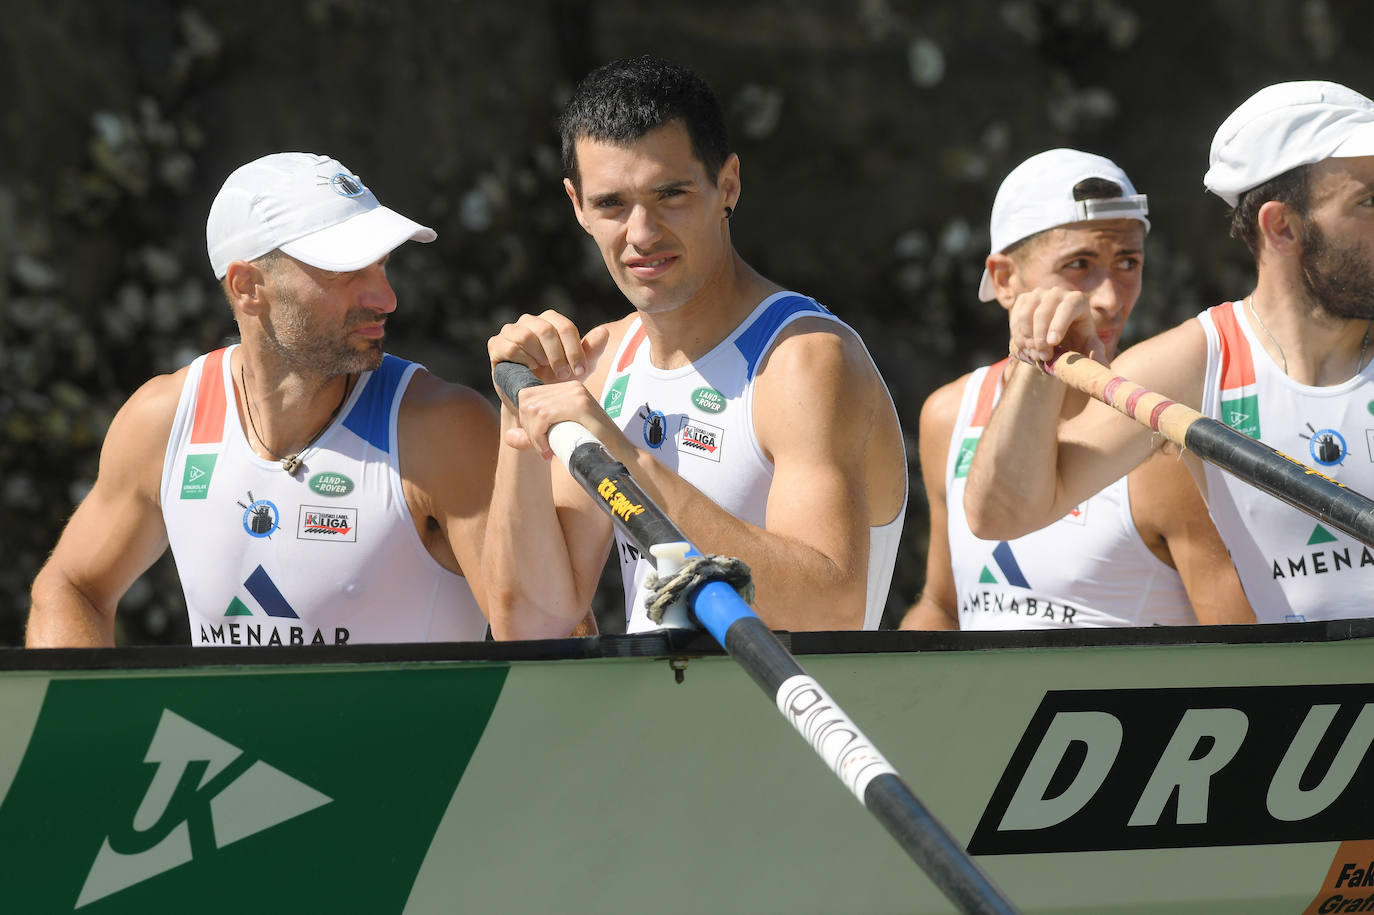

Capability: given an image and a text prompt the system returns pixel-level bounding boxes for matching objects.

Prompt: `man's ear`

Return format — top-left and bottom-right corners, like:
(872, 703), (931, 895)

(564, 177), (591, 233)
(224, 261), (268, 316)
(1257, 200), (1303, 259)
(986, 253), (1019, 310)
(718, 152), (741, 213)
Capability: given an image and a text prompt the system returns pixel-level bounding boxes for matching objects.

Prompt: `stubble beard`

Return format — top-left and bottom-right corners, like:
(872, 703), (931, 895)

(1301, 221), (1374, 322)
(264, 290), (385, 378)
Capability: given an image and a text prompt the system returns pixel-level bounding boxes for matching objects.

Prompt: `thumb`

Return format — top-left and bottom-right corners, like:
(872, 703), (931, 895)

(581, 324), (612, 366)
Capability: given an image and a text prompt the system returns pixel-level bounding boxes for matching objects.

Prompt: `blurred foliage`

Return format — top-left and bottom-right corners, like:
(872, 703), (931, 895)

(3, 0), (1374, 644)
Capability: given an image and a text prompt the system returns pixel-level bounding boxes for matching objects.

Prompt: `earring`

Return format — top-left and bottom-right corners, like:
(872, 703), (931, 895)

(724, 206), (733, 219)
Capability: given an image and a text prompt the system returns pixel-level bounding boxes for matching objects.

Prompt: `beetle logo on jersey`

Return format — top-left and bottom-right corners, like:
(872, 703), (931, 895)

(1301, 422), (1348, 466)
(639, 404), (667, 449)
(236, 491), (279, 539)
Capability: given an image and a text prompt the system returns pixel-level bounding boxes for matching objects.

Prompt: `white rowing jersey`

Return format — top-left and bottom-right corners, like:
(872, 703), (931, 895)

(946, 360), (1196, 628)
(1198, 301), (1374, 622)
(598, 292), (906, 632)
(160, 345), (486, 646)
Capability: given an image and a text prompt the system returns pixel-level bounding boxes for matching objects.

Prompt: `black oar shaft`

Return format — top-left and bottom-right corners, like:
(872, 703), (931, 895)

(1047, 352), (1374, 547)
(493, 362), (1019, 914)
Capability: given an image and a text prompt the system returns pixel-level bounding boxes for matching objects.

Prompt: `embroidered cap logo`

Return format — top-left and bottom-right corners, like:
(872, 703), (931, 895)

(328, 173), (366, 198)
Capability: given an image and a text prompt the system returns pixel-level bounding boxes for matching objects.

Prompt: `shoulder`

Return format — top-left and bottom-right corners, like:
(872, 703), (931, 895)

(96, 366), (189, 499)
(920, 374), (972, 434)
(1113, 316), (1209, 408)
(401, 369), (499, 430)
(584, 313), (640, 392)
(112, 368), (188, 447)
(755, 314), (877, 394)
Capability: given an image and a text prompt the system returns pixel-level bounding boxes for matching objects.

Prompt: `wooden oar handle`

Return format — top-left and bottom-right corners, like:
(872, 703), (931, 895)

(1045, 352), (1200, 447)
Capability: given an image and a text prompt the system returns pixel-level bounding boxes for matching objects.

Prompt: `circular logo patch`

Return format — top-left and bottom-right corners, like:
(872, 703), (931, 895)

(642, 409), (667, 448)
(1307, 428), (1347, 466)
(241, 498), (280, 538)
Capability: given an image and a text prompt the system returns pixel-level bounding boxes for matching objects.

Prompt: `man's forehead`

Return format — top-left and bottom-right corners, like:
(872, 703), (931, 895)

(1309, 154), (1374, 199)
(1034, 218), (1146, 251)
(574, 123), (702, 185)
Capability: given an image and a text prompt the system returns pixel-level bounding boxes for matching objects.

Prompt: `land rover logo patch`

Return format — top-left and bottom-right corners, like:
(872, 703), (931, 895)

(308, 472), (355, 498)
(692, 386), (726, 414)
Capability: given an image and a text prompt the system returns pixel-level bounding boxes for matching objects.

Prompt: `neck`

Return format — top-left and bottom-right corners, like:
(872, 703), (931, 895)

(638, 255), (781, 369)
(235, 349), (353, 461)
(1246, 278), (1371, 385)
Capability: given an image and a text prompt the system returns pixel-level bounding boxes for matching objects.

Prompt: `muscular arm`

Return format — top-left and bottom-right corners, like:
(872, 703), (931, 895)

(27, 374), (180, 647)
(617, 321), (895, 630)
(398, 372), (503, 617)
(483, 318), (624, 639)
(901, 379), (964, 630)
(1128, 450), (1256, 624)
(966, 318), (1208, 541)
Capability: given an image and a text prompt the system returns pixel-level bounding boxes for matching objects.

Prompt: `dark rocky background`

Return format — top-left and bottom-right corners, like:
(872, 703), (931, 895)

(4, 0), (1372, 644)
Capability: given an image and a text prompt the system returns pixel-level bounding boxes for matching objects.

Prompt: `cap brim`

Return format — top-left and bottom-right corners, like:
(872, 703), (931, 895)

(279, 206), (436, 273)
(977, 268), (997, 302)
(1330, 120), (1374, 159)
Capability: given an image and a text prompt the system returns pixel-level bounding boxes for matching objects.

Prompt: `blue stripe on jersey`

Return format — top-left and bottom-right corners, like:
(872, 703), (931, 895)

(992, 541), (1031, 589)
(245, 565), (299, 618)
(733, 295), (829, 381)
(342, 354), (411, 453)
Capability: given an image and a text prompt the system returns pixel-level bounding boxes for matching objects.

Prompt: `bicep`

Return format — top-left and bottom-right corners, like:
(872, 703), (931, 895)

(37, 385), (175, 614)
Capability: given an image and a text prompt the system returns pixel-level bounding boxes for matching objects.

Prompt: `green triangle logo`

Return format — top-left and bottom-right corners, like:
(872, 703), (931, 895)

(225, 597), (254, 616)
(979, 566), (997, 584)
(1307, 524), (1339, 545)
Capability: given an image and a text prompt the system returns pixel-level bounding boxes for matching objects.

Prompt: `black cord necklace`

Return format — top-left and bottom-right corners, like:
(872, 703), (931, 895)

(240, 364), (353, 475)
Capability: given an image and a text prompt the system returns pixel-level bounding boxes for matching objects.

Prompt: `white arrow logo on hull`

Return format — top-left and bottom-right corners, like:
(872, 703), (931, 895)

(76, 708), (331, 908)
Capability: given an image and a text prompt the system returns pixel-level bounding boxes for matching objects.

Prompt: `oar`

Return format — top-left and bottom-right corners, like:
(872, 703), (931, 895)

(494, 362), (1019, 915)
(1046, 351), (1374, 547)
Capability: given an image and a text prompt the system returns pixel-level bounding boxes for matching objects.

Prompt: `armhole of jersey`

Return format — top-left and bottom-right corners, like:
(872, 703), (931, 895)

(1198, 303), (1246, 420)
(160, 346), (231, 508)
(944, 362), (1003, 489)
(381, 359), (468, 583)
(740, 294), (834, 470)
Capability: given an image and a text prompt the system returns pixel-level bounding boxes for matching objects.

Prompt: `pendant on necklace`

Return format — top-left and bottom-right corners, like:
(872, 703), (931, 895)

(282, 454), (303, 475)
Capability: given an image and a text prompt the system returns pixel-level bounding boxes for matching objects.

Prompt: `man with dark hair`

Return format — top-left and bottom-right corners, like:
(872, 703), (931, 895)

(28, 152), (501, 646)
(964, 81), (1374, 622)
(484, 56), (907, 636)
(903, 149), (1251, 629)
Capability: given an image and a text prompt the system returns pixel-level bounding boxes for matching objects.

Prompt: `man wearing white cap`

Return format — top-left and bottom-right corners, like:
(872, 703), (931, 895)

(964, 81), (1374, 623)
(28, 152), (501, 647)
(902, 150), (1251, 630)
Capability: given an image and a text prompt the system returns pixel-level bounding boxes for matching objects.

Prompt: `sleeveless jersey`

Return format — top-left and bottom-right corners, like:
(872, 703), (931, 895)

(1197, 301), (1374, 622)
(598, 292), (907, 632)
(159, 346), (486, 646)
(946, 360), (1196, 628)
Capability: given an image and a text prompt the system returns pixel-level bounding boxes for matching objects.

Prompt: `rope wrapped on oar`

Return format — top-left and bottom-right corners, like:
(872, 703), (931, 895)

(644, 553), (754, 625)
(1045, 351), (1374, 547)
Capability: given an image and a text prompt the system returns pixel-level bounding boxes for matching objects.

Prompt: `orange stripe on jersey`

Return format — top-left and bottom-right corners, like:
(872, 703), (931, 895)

(1209, 302), (1255, 392)
(970, 357), (1010, 428)
(616, 323), (649, 372)
(190, 348), (228, 444)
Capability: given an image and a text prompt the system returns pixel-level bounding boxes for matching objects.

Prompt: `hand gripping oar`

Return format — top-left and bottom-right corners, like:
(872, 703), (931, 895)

(494, 362), (1019, 915)
(1046, 351), (1374, 547)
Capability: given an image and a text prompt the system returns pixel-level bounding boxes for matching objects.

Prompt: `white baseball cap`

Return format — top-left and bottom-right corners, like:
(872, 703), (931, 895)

(978, 148), (1149, 302)
(206, 152), (436, 279)
(1203, 80), (1374, 207)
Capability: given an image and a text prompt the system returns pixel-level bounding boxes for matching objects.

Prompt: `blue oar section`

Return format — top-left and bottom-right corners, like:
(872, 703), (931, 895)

(493, 361), (1019, 915)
